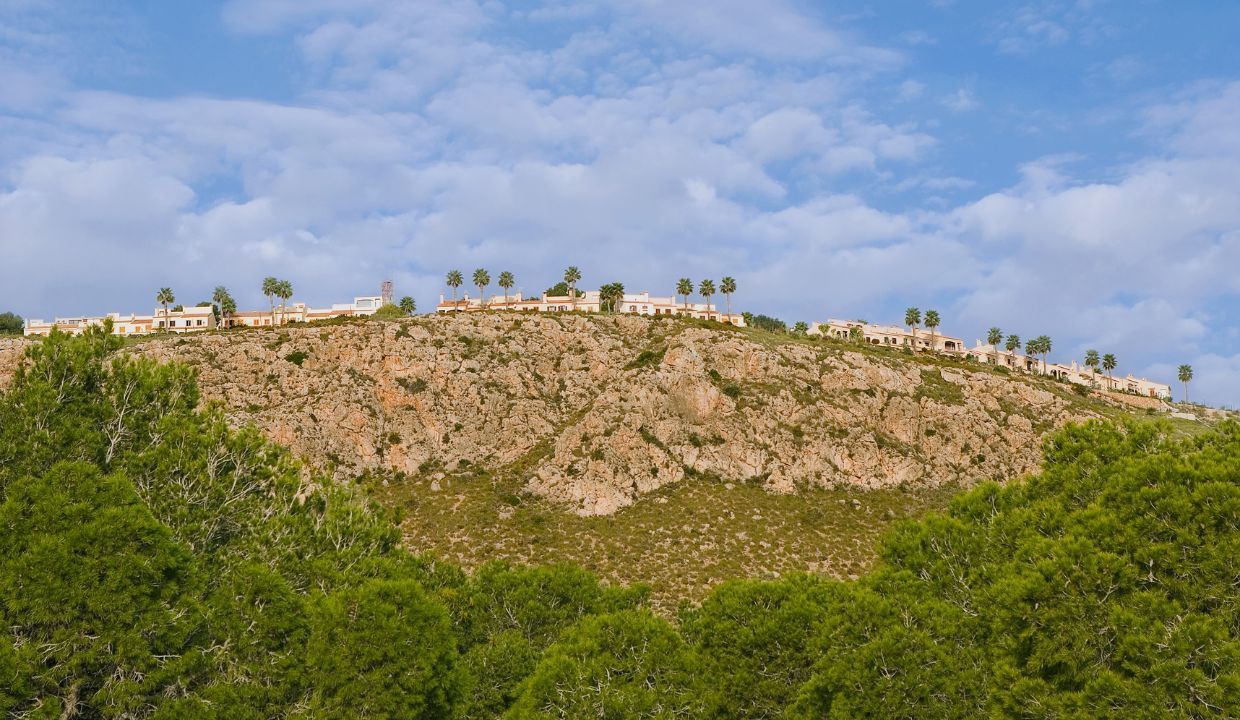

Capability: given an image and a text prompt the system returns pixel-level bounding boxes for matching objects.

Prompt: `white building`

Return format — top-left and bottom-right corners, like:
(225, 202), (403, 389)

(803, 319), (1172, 400)
(807, 318), (964, 353)
(962, 340), (1171, 398)
(24, 295), (385, 337)
(436, 289), (746, 326)
(230, 296), (385, 328)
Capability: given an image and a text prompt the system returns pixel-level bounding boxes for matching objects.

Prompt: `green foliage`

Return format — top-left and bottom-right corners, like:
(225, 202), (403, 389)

(454, 563), (645, 716)
(399, 295), (417, 315)
(372, 302), (408, 319)
(3, 330), (1237, 719)
(398, 376), (429, 393)
(745, 313), (788, 333)
(0, 311), (22, 334)
(600, 282), (625, 312)
(284, 350), (309, 365)
(0, 463), (202, 716)
(682, 575), (845, 718)
(627, 345), (667, 369)
(791, 419), (1240, 718)
(543, 281), (580, 298)
(307, 579), (464, 718)
(508, 610), (701, 719)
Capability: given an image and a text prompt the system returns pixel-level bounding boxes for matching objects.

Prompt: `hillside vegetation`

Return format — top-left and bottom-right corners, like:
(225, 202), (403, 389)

(103, 313), (1120, 510)
(0, 314), (1167, 608)
(1, 327), (1236, 718)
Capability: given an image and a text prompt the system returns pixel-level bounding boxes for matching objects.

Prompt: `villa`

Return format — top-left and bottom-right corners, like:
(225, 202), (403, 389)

(229, 296), (384, 328)
(806, 318), (1171, 399)
(23, 295), (384, 337)
(436, 289), (746, 326)
(808, 319), (964, 353)
(961, 341), (1171, 398)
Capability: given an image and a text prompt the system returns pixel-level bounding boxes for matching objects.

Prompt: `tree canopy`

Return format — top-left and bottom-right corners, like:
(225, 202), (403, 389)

(0, 311), (22, 334)
(0, 327), (1236, 718)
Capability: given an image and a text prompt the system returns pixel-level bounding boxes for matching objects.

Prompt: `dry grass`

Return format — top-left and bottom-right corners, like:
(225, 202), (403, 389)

(365, 467), (959, 613)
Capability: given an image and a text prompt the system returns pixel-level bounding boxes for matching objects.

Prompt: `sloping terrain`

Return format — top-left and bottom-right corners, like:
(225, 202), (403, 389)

(3, 314), (1113, 515)
(0, 316), (1145, 606)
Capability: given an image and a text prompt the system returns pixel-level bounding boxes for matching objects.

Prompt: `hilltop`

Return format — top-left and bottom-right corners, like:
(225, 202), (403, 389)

(86, 314), (1120, 505)
(0, 314), (1183, 606)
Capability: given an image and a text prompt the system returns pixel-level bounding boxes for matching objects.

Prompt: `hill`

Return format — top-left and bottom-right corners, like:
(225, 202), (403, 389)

(1, 325), (1234, 718)
(0, 312), (1159, 606)
(112, 314), (1117, 505)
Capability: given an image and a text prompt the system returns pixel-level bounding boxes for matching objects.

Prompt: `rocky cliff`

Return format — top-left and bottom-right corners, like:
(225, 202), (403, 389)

(0, 315), (1108, 515)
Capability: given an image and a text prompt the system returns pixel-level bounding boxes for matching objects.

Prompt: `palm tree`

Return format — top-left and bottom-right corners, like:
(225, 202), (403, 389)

(212, 286), (235, 328)
(676, 278), (694, 313)
(1085, 349), (1100, 386)
(849, 326), (864, 343)
(699, 279), (715, 314)
(1178, 364), (1193, 404)
(1025, 335), (1051, 374)
(262, 276), (278, 325)
(446, 270), (463, 304)
(1039, 335), (1053, 374)
(155, 287), (175, 332)
(1004, 334), (1021, 369)
(599, 282), (625, 312)
(563, 266), (582, 308)
(924, 309), (941, 351)
(904, 307), (921, 350)
(498, 271), (515, 305)
(720, 276), (736, 317)
(985, 327), (1003, 365)
(398, 296), (416, 315)
(275, 280), (293, 325)
(472, 269), (491, 308)
(1102, 353), (1117, 389)
(793, 321), (809, 335)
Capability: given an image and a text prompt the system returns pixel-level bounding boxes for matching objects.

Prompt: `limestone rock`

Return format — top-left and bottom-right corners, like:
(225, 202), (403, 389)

(0, 315), (1106, 516)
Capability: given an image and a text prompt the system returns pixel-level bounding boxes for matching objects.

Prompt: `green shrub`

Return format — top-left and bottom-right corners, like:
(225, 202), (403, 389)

(627, 346), (667, 369)
(397, 377), (428, 393)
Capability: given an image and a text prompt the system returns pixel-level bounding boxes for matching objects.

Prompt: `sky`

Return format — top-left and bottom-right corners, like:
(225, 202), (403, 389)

(2, 1), (1239, 405)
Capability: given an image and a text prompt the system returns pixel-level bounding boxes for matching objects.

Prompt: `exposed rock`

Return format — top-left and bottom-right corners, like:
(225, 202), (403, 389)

(0, 315), (1106, 515)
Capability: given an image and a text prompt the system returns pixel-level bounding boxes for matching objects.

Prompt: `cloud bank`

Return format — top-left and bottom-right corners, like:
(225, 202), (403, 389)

(2, 1), (1239, 405)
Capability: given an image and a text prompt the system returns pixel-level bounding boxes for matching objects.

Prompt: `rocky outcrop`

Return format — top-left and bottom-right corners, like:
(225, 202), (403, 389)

(0, 315), (1101, 515)
(0, 337), (30, 392)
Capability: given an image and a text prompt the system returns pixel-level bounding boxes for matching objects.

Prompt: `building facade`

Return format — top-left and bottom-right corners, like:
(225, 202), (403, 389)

(961, 340), (1170, 398)
(436, 289), (746, 326)
(808, 319), (964, 352)
(804, 318), (1171, 400)
(24, 296), (384, 337)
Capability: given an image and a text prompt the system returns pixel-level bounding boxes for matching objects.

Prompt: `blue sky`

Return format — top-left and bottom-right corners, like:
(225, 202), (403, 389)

(3, 1), (1240, 404)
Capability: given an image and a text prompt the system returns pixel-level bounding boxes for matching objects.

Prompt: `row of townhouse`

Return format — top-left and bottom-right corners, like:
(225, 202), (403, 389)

(962, 341), (1171, 398)
(808, 319), (966, 353)
(808, 318), (1171, 399)
(435, 290), (747, 326)
(24, 296), (384, 337)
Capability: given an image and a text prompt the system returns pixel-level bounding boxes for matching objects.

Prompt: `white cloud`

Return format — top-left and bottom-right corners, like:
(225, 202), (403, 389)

(4, 2), (1240, 407)
(896, 79), (926, 102)
(942, 88), (979, 112)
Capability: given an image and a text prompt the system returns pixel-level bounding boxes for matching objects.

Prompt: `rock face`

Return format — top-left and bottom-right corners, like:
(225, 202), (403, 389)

(0, 315), (1098, 515)
(0, 338), (29, 392)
